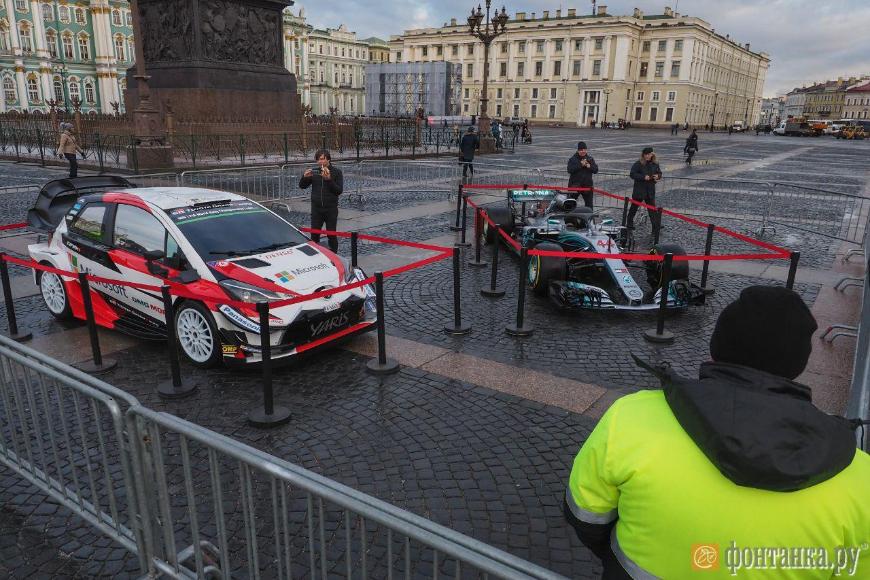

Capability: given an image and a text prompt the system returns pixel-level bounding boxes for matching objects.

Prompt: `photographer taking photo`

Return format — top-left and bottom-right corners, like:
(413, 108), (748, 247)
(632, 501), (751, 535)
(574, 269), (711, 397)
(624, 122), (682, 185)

(299, 149), (344, 252)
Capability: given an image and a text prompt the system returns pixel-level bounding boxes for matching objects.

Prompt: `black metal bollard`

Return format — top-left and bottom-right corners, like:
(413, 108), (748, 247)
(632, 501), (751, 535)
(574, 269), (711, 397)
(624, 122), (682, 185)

(786, 251), (801, 290)
(481, 225), (506, 297)
(653, 207), (664, 245)
(366, 272), (400, 375)
(467, 207), (488, 267)
(700, 223), (716, 295)
(644, 253), (676, 343)
(456, 195), (471, 247)
(0, 254), (31, 342)
(351, 231), (359, 269)
(621, 196), (630, 227)
(505, 247), (534, 337)
(451, 184), (464, 231)
(74, 273), (117, 374)
(248, 301), (292, 428)
(444, 248), (472, 335)
(157, 286), (198, 399)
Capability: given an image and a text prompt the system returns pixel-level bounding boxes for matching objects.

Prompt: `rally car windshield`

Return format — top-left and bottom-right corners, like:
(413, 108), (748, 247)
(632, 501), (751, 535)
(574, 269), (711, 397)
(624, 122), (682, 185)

(166, 200), (309, 260)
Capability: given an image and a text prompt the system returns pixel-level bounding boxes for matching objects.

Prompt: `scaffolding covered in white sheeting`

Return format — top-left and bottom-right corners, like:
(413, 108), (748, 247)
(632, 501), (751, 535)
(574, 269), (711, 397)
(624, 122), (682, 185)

(365, 62), (460, 117)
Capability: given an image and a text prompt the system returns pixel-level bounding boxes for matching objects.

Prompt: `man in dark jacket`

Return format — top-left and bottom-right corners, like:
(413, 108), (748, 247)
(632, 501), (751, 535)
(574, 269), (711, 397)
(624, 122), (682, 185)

(684, 129), (699, 164)
(626, 147), (662, 230)
(566, 141), (599, 209)
(299, 149), (344, 252)
(459, 127), (480, 180)
(565, 286), (869, 579)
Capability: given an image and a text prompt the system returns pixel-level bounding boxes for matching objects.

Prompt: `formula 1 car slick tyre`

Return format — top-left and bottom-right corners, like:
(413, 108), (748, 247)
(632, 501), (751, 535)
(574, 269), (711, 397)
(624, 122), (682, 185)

(175, 301), (221, 369)
(528, 242), (567, 296)
(646, 243), (689, 290)
(483, 205), (514, 244)
(39, 267), (72, 321)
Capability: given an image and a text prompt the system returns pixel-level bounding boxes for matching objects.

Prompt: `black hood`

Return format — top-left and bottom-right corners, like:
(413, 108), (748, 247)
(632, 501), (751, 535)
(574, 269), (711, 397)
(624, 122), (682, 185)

(635, 357), (856, 492)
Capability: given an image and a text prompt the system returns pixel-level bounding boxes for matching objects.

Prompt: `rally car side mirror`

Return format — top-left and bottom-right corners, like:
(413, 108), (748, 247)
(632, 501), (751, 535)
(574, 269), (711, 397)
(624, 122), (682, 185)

(144, 249), (169, 277)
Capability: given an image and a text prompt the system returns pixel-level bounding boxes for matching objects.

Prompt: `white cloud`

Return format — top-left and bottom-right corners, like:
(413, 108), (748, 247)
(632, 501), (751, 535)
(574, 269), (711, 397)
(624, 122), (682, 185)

(295, 0), (870, 95)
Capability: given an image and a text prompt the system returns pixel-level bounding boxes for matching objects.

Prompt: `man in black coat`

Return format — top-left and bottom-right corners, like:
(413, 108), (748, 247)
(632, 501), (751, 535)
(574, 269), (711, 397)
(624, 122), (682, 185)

(684, 129), (699, 164)
(566, 141), (599, 209)
(299, 149), (344, 252)
(459, 127), (480, 180)
(626, 147), (662, 230)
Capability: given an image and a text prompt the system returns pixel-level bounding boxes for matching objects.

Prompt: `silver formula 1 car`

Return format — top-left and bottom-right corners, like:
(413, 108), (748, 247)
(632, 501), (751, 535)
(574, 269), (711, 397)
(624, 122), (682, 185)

(481, 189), (705, 310)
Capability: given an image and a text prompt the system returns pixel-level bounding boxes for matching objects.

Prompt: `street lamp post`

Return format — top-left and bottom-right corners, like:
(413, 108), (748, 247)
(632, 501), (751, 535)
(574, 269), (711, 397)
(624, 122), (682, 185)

(603, 88), (612, 126)
(51, 62), (70, 112)
(467, 1), (509, 152)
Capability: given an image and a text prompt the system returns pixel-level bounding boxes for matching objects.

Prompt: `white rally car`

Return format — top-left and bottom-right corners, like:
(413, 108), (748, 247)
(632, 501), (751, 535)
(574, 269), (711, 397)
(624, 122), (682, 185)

(26, 177), (375, 367)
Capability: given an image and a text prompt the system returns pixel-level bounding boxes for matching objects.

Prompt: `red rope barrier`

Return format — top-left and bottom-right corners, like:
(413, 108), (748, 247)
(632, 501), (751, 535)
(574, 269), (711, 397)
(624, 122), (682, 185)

(303, 228), (453, 254)
(0, 222), (27, 232)
(383, 251), (452, 278)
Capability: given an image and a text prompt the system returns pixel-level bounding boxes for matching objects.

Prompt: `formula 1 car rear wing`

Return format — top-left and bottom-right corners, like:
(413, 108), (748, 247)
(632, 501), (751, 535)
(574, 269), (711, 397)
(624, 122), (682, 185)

(26, 176), (136, 233)
(508, 189), (557, 203)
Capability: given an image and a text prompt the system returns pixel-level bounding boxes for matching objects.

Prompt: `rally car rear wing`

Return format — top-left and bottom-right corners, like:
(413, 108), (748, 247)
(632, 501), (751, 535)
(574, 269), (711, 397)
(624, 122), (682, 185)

(26, 176), (135, 233)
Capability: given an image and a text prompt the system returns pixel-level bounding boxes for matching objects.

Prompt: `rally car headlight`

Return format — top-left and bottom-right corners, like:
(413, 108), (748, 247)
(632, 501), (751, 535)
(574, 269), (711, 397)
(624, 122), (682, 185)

(219, 279), (293, 303)
(345, 266), (367, 284)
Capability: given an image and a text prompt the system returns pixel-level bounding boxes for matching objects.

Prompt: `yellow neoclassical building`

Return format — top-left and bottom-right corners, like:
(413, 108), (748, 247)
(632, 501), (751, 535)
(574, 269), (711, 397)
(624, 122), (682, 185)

(389, 5), (769, 127)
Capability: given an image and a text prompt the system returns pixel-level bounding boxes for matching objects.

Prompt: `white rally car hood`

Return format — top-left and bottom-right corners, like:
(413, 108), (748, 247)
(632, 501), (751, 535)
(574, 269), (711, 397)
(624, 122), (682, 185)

(208, 243), (345, 296)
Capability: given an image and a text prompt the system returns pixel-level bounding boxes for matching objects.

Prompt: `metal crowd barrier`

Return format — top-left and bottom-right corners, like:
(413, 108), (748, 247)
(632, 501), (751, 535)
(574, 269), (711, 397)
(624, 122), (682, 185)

(846, 229), (870, 450)
(764, 182), (870, 244)
(0, 321), (565, 580)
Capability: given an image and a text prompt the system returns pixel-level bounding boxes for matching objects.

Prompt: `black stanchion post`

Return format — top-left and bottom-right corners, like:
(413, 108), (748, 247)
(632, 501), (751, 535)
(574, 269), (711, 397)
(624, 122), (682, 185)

(644, 253), (676, 343)
(505, 247), (534, 336)
(157, 286), (198, 399)
(481, 226), (506, 297)
(0, 254), (31, 342)
(248, 301), (291, 428)
(467, 207), (488, 267)
(366, 272), (400, 375)
(451, 184), (464, 231)
(621, 196), (630, 227)
(444, 248), (472, 335)
(456, 195), (471, 248)
(700, 223), (716, 295)
(74, 272), (117, 374)
(351, 231), (359, 269)
(653, 206), (664, 245)
(786, 251), (801, 290)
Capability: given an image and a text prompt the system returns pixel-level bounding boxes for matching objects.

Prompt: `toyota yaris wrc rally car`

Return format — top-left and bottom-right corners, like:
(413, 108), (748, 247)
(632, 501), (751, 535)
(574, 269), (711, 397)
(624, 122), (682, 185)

(26, 177), (375, 367)
(481, 188), (705, 310)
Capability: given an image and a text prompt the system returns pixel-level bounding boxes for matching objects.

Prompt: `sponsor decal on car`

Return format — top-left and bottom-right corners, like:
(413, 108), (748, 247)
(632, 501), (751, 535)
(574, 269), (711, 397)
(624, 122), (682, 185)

(623, 275), (633, 285)
(222, 344), (238, 355)
(263, 248), (296, 260)
(168, 200), (265, 225)
(291, 263), (330, 276)
(274, 270), (295, 283)
(218, 304), (261, 334)
(310, 311), (350, 338)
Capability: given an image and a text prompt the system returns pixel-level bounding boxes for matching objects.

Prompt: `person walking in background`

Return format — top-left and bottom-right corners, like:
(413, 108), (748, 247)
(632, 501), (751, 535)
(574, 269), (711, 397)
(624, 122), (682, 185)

(56, 123), (83, 178)
(299, 149), (343, 253)
(459, 127), (480, 181)
(564, 286), (870, 579)
(567, 141), (599, 209)
(684, 129), (699, 165)
(626, 147), (662, 230)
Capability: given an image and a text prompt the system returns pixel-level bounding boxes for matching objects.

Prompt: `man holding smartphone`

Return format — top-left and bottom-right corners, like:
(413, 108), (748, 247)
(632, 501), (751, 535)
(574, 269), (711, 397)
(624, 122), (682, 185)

(567, 141), (599, 209)
(299, 149), (344, 252)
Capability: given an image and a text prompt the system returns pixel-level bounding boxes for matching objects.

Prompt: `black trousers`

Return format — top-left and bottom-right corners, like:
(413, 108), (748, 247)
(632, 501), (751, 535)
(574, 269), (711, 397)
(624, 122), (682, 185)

(65, 153), (78, 178)
(311, 207), (339, 252)
(568, 189), (594, 210)
(461, 159), (474, 178)
(626, 191), (659, 230)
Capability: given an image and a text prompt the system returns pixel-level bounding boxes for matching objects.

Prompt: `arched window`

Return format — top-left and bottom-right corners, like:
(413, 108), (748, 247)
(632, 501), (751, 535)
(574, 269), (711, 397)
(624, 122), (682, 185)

(62, 33), (74, 59)
(41, 3), (52, 20)
(1, 22), (11, 53)
(27, 76), (40, 102)
(4, 77), (17, 103)
(45, 29), (57, 58)
(74, 8), (86, 25)
(112, 10), (121, 26)
(58, 5), (70, 23)
(78, 34), (90, 60)
(126, 11), (133, 26)
(68, 77), (80, 102)
(84, 81), (95, 104)
(19, 22), (33, 53)
(53, 76), (63, 102)
(128, 36), (135, 62)
(114, 35), (125, 61)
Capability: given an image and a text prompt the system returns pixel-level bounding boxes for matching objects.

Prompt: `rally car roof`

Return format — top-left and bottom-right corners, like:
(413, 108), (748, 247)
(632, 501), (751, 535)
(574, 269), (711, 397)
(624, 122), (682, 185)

(113, 187), (248, 210)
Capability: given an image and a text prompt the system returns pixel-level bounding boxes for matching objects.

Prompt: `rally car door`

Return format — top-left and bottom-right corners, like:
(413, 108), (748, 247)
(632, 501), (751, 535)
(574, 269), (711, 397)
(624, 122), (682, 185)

(61, 201), (130, 309)
(106, 203), (182, 334)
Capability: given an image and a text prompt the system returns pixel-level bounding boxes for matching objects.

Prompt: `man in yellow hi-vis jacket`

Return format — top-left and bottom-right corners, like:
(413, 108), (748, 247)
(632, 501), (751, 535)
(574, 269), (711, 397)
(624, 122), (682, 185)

(565, 286), (870, 579)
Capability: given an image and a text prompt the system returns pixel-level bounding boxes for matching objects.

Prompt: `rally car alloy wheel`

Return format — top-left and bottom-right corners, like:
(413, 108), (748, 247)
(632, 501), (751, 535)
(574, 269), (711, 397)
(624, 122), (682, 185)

(40, 269), (72, 320)
(175, 302), (221, 368)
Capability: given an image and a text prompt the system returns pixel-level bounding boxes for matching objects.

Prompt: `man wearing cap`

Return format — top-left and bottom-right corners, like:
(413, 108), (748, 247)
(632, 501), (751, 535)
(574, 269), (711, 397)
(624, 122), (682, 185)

(564, 286), (870, 579)
(567, 142), (599, 209)
(626, 147), (662, 231)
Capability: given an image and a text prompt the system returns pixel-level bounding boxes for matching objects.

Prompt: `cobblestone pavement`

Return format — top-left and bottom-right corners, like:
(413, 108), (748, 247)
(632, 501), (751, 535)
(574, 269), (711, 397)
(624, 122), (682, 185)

(0, 127), (866, 578)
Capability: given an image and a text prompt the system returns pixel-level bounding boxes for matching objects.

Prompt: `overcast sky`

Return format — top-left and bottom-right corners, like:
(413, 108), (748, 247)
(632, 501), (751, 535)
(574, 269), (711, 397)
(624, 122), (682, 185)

(295, 0), (870, 97)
